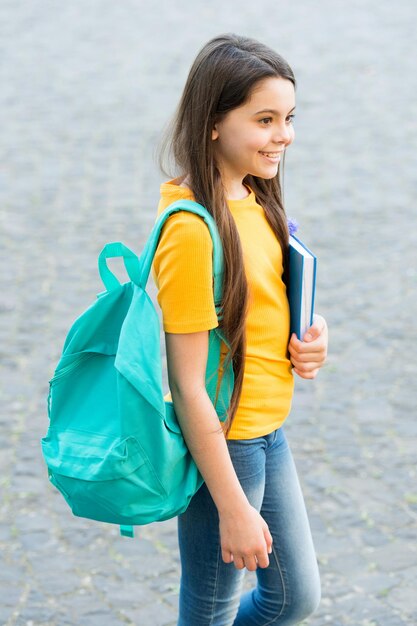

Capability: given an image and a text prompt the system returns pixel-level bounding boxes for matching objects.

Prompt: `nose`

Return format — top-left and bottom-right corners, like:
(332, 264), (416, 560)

(273, 123), (293, 146)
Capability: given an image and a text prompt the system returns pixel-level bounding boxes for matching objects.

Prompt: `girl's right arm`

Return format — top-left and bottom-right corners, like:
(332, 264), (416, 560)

(165, 330), (273, 572)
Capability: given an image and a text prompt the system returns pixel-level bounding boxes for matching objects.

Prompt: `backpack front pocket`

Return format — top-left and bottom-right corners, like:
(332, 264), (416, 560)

(42, 431), (169, 525)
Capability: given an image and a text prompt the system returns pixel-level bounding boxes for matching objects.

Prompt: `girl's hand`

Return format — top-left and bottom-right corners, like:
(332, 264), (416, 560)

(288, 314), (328, 379)
(219, 504), (273, 571)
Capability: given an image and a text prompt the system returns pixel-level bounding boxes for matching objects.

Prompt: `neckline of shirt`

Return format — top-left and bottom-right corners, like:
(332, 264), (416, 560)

(161, 179), (257, 210)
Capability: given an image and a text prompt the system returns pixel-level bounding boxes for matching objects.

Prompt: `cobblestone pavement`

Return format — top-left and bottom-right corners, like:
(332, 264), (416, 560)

(1, 1), (416, 624)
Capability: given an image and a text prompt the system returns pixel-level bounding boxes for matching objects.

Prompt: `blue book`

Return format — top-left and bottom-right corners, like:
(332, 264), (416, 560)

(288, 235), (317, 341)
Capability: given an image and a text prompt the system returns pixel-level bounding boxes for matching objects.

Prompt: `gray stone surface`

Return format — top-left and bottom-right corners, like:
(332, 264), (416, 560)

(1, 0), (416, 624)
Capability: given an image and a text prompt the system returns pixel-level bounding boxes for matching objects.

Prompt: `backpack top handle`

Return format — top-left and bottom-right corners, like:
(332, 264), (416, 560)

(98, 242), (142, 292)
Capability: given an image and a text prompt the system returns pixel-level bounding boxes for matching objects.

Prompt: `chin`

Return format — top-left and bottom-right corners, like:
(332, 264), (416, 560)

(249, 163), (279, 179)
(255, 170), (279, 180)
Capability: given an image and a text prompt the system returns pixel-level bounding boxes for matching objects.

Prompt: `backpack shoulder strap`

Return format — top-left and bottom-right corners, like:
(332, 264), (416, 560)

(139, 200), (225, 320)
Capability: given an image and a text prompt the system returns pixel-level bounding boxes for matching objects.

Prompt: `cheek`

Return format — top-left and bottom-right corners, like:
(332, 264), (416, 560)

(249, 134), (266, 152)
(221, 127), (260, 157)
(240, 131), (267, 156)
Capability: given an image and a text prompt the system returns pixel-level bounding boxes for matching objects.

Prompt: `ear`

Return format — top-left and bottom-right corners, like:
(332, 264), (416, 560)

(212, 125), (219, 141)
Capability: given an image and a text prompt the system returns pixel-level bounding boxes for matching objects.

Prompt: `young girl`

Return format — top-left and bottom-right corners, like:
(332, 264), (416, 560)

(151, 33), (328, 626)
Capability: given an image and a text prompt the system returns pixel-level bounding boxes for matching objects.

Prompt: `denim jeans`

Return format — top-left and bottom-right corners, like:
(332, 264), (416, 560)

(177, 426), (321, 625)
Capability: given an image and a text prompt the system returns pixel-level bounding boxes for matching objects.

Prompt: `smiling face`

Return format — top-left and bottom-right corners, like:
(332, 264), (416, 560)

(212, 77), (296, 195)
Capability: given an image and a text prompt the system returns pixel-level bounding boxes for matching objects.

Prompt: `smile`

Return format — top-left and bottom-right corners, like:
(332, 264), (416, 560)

(259, 151), (283, 162)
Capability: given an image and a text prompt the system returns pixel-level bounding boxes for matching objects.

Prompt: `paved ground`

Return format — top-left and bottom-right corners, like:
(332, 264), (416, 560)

(1, 0), (416, 624)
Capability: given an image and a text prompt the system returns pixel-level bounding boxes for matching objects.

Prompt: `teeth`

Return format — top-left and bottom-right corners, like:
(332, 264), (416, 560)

(261, 152), (280, 157)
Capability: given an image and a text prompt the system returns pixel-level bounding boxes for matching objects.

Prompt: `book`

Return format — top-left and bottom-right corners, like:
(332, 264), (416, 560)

(288, 235), (317, 341)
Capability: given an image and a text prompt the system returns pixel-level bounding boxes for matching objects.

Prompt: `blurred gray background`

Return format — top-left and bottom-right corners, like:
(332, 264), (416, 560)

(1, 1), (416, 624)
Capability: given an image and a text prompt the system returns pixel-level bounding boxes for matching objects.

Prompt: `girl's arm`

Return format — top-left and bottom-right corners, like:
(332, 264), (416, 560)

(165, 330), (273, 571)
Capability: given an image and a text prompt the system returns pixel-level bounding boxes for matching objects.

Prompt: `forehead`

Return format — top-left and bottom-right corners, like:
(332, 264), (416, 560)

(245, 77), (295, 112)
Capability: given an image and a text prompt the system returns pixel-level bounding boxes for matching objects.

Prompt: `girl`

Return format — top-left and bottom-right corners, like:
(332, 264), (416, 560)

(151, 33), (328, 626)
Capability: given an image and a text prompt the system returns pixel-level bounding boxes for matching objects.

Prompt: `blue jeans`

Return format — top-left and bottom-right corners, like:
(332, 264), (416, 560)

(177, 426), (321, 625)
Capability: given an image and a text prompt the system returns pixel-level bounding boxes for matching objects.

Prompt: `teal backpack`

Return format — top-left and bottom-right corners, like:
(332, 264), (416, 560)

(41, 200), (234, 538)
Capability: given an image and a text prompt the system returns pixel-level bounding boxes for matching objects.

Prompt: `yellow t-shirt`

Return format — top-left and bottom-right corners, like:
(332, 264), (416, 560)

(151, 178), (294, 439)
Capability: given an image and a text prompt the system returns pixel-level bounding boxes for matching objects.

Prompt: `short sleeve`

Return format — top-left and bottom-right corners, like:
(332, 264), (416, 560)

(151, 212), (219, 333)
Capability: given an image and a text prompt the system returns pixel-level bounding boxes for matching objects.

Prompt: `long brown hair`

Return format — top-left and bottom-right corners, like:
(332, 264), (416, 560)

(157, 33), (297, 434)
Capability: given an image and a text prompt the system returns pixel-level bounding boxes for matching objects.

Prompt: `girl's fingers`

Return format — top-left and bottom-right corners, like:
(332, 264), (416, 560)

(288, 340), (326, 358)
(290, 356), (325, 371)
(255, 550), (270, 569)
(230, 553), (269, 571)
(221, 549), (233, 564)
(244, 555), (259, 572)
(304, 320), (326, 341)
(292, 363), (320, 374)
(233, 556), (246, 570)
(293, 367), (319, 379)
(264, 527), (273, 552)
(289, 350), (324, 364)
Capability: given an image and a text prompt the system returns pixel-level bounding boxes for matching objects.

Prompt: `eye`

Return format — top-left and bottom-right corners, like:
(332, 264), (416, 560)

(259, 117), (273, 125)
(287, 114), (296, 124)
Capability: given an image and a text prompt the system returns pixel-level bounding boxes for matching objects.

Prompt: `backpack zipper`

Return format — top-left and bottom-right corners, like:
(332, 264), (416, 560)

(49, 352), (95, 385)
(47, 352), (96, 418)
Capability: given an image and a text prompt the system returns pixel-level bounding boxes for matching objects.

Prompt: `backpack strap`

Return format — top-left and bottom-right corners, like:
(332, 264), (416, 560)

(138, 200), (225, 320)
(120, 525), (135, 538)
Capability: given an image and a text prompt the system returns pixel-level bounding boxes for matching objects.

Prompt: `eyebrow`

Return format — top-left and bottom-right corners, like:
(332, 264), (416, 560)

(254, 106), (296, 115)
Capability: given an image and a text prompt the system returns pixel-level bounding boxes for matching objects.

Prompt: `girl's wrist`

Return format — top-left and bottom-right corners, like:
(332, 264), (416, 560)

(217, 492), (251, 518)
